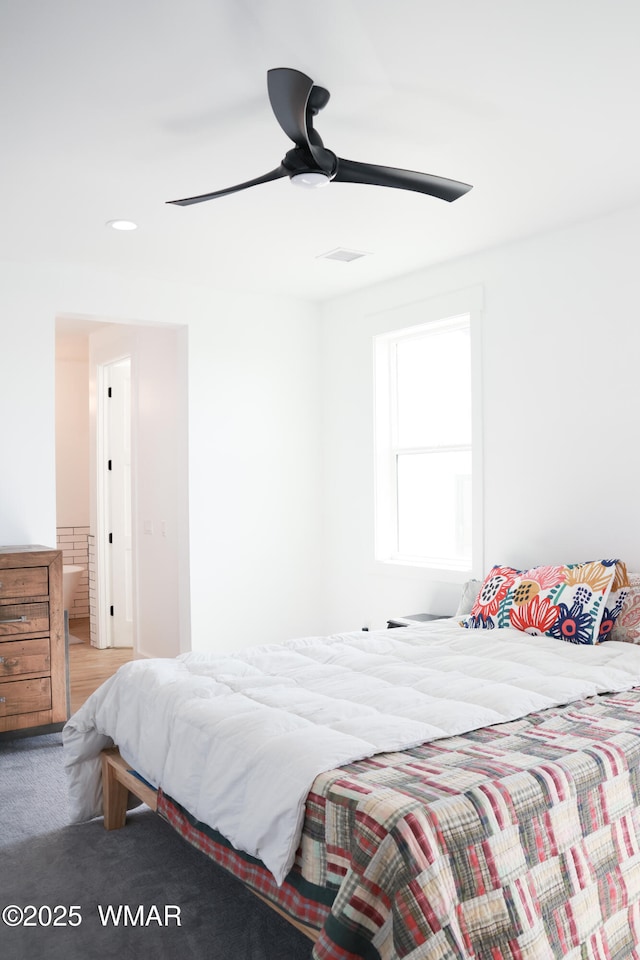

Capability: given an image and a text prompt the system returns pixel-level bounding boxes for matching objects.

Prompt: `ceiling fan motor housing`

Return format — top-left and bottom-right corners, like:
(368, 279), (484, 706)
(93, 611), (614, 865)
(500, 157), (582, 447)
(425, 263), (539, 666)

(282, 146), (337, 180)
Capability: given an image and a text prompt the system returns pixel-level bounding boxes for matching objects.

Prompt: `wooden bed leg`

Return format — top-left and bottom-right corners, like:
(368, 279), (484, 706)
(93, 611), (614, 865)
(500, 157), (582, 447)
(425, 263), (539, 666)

(101, 747), (159, 830)
(102, 749), (129, 829)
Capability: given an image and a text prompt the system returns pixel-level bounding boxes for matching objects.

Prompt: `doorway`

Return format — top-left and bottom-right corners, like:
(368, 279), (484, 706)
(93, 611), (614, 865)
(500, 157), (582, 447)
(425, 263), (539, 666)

(55, 315), (189, 658)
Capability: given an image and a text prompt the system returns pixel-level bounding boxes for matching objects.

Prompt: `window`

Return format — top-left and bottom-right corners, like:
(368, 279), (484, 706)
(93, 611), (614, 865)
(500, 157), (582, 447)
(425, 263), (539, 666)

(374, 298), (482, 576)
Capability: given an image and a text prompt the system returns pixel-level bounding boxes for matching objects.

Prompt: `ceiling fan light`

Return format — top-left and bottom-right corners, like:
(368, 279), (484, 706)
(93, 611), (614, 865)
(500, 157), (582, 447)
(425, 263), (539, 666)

(290, 172), (331, 189)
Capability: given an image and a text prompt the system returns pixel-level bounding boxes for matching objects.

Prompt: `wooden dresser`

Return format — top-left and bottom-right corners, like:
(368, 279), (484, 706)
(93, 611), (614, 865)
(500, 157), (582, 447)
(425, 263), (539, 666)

(0, 545), (68, 735)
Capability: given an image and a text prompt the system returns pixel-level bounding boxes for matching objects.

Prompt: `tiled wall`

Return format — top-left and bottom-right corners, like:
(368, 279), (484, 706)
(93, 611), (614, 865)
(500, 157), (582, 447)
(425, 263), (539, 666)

(88, 534), (96, 646)
(56, 526), (90, 620)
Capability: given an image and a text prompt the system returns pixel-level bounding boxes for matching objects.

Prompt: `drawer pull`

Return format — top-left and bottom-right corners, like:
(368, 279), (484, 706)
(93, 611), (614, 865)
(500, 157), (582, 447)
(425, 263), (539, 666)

(0, 657), (4, 664)
(0, 615), (28, 624)
(0, 697), (5, 703)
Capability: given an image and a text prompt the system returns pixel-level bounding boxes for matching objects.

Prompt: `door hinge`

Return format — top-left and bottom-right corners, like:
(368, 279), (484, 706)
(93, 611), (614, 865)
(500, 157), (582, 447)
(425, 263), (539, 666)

(110, 605), (114, 617)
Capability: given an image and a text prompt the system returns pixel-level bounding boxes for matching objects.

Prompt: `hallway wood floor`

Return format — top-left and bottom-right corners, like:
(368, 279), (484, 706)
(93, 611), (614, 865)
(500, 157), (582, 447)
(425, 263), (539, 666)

(67, 618), (133, 715)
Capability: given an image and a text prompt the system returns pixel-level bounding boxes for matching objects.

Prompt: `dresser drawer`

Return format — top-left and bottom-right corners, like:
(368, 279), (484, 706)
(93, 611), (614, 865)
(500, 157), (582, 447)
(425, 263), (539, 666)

(0, 602), (49, 637)
(0, 677), (52, 717)
(0, 566), (48, 600)
(0, 638), (50, 678)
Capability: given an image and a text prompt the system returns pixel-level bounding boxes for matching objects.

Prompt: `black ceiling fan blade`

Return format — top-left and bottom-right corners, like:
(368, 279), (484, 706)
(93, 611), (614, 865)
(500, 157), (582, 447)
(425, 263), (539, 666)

(333, 157), (472, 202)
(267, 67), (314, 151)
(167, 167), (287, 205)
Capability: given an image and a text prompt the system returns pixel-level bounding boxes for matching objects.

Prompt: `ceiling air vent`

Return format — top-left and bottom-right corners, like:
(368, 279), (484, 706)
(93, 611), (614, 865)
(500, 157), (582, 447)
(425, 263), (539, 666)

(317, 247), (370, 263)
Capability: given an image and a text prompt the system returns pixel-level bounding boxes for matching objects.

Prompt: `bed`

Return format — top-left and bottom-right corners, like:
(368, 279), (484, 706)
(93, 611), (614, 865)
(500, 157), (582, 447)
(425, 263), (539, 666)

(62, 561), (640, 960)
(63, 560), (640, 960)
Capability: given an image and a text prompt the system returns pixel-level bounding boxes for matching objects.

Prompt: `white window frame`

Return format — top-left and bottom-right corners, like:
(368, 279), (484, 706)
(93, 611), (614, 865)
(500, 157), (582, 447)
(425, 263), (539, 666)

(373, 289), (484, 581)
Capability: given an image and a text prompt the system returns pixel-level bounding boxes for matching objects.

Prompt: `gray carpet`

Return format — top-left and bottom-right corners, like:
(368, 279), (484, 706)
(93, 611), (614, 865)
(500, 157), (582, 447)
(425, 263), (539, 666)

(0, 733), (313, 959)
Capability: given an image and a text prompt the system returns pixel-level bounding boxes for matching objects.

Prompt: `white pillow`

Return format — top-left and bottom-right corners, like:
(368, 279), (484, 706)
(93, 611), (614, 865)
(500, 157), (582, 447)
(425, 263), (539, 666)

(454, 579), (481, 617)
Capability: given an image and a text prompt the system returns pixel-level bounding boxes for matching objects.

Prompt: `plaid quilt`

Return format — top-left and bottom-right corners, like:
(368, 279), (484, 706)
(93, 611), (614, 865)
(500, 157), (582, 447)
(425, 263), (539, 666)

(159, 689), (640, 959)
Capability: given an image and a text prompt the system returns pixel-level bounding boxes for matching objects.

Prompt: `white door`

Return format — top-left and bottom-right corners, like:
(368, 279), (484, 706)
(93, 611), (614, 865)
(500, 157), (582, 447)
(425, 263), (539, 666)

(104, 358), (133, 647)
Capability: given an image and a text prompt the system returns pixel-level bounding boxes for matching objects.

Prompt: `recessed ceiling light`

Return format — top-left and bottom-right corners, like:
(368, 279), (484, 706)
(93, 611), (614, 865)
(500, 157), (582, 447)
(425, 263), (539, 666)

(106, 219), (138, 231)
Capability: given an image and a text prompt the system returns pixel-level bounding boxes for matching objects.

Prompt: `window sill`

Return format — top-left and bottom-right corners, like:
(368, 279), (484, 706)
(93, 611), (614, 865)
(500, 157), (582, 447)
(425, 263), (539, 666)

(373, 559), (474, 583)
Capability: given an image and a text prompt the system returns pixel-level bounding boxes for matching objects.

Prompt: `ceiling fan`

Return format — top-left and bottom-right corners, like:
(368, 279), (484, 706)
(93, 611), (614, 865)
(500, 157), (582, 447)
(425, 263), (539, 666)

(167, 68), (472, 206)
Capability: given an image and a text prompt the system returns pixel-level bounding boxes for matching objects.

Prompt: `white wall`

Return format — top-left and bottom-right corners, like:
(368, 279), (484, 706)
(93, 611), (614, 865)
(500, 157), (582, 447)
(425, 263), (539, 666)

(320, 202), (640, 633)
(0, 283), (57, 547)
(0, 262), (323, 655)
(135, 324), (189, 657)
(55, 348), (90, 528)
(187, 296), (323, 652)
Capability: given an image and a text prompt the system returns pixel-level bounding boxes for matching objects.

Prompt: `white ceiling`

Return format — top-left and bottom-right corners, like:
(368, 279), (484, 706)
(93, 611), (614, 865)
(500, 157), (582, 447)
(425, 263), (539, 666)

(2, 0), (640, 303)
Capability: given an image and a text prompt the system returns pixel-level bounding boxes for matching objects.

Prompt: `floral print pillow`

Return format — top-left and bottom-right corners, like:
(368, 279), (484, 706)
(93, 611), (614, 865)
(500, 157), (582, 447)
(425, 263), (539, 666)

(610, 572), (640, 643)
(462, 560), (628, 645)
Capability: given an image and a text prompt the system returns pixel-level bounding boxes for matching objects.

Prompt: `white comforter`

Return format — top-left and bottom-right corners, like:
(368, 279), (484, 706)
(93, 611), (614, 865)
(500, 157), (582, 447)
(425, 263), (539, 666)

(63, 620), (640, 884)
